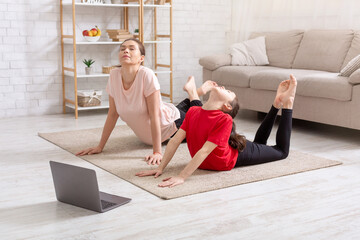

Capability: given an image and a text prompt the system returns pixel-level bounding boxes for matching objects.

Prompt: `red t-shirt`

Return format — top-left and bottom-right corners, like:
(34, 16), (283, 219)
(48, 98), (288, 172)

(180, 106), (239, 171)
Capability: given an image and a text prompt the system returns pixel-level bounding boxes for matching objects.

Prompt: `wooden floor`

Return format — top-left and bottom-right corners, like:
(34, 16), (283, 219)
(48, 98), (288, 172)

(1, 109), (360, 240)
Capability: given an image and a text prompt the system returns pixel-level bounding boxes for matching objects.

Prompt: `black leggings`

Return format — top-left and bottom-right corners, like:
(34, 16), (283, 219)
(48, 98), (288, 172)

(174, 98), (202, 129)
(235, 105), (293, 167)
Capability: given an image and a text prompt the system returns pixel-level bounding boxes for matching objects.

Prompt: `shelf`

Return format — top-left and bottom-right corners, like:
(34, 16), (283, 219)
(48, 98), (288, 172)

(75, 41), (123, 45)
(64, 40), (171, 45)
(66, 101), (109, 111)
(63, 40), (122, 45)
(62, 2), (171, 8)
(144, 4), (171, 8)
(144, 40), (171, 44)
(65, 72), (110, 78)
(61, 0), (173, 118)
(65, 71), (171, 78)
(63, 2), (140, 7)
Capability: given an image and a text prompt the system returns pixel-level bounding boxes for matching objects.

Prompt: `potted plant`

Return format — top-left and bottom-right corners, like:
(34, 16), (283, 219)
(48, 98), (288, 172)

(83, 59), (95, 75)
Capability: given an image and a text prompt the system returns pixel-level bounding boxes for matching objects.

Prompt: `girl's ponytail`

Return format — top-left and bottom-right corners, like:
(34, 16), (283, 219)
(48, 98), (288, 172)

(229, 121), (246, 151)
(227, 97), (246, 152)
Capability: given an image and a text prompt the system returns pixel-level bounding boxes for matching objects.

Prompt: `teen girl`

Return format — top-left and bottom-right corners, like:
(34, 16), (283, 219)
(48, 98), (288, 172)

(136, 75), (297, 188)
(76, 38), (216, 165)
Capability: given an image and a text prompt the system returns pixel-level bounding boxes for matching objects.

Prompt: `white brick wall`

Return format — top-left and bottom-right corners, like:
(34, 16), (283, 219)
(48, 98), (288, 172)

(0, 0), (231, 118)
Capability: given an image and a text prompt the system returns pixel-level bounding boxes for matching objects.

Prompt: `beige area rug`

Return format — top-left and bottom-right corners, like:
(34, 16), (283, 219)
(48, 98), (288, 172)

(39, 125), (342, 200)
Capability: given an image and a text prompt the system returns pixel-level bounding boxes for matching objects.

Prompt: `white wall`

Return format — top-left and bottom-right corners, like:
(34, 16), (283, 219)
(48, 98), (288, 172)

(229, 0), (360, 44)
(0, 0), (231, 118)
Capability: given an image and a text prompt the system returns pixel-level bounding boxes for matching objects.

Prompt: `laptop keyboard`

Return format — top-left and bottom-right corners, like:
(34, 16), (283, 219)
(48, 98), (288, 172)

(101, 200), (117, 209)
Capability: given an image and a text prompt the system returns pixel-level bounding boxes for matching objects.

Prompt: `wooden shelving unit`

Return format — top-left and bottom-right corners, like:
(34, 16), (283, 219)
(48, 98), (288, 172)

(143, 0), (173, 101)
(60, 0), (173, 118)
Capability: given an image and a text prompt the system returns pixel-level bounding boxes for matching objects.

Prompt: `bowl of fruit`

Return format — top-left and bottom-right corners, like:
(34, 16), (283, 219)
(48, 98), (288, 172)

(82, 26), (101, 42)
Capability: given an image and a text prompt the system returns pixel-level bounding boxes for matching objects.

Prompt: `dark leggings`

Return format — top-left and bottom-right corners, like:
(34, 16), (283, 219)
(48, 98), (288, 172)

(174, 98), (202, 129)
(235, 105), (293, 167)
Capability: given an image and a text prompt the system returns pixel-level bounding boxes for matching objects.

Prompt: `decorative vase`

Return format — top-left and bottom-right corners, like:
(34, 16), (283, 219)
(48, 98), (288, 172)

(85, 67), (93, 75)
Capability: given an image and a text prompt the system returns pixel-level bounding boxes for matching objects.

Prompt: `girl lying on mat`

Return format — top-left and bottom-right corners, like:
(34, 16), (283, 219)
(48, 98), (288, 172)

(136, 75), (297, 188)
(76, 38), (216, 165)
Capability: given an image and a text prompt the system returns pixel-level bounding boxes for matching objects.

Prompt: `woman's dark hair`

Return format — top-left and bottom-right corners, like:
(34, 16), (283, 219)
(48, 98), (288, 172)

(226, 97), (247, 152)
(121, 38), (145, 56)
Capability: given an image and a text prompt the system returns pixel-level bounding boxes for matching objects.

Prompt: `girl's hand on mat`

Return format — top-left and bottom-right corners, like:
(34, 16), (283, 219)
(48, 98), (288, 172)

(135, 169), (163, 178)
(158, 176), (184, 188)
(75, 146), (102, 156)
(144, 153), (162, 165)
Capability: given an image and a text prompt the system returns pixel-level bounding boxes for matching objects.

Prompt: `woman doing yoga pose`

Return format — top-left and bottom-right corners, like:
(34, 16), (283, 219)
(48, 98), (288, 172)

(76, 38), (216, 165)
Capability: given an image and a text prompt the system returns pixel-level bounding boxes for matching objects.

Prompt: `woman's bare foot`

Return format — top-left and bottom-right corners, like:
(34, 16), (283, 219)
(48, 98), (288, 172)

(183, 76), (200, 101)
(275, 74), (297, 109)
(197, 80), (218, 96)
(183, 76), (197, 92)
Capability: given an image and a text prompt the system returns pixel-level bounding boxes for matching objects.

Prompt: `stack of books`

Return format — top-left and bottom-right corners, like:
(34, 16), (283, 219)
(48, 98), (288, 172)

(106, 29), (136, 42)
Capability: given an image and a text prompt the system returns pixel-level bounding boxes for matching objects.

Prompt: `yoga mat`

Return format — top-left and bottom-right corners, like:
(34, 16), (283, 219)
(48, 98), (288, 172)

(39, 125), (342, 199)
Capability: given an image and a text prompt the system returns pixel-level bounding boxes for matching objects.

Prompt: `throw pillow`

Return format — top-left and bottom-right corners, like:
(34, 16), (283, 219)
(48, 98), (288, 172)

(339, 54), (360, 77)
(230, 36), (269, 66)
(349, 68), (360, 84)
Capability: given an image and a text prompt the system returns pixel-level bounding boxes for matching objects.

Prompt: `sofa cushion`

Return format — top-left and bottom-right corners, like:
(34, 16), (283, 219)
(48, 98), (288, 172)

(339, 54), (360, 77)
(342, 30), (360, 69)
(292, 29), (354, 73)
(250, 69), (352, 101)
(199, 54), (231, 71)
(250, 68), (325, 91)
(212, 66), (279, 88)
(250, 30), (304, 69)
(297, 73), (352, 101)
(230, 37), (269, 66)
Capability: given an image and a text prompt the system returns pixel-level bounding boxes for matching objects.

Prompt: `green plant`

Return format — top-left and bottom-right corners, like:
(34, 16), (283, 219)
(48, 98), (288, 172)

(83, 59), (95, 67)
(134, 28), (139, 33)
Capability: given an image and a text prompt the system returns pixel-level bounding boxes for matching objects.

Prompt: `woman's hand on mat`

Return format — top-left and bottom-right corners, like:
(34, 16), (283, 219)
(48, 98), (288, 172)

(135, 169), (163, 178)
(144, 153), (162, 165)
(158, 176), (184, 188)
(75, 146), (103, 156)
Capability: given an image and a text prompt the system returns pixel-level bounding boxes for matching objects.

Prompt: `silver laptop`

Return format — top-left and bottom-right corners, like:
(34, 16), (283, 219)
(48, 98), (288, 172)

(49, 161), (131, 213)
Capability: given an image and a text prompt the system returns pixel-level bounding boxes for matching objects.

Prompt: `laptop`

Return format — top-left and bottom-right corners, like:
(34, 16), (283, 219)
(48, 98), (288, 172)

(49, 161), (131, 213)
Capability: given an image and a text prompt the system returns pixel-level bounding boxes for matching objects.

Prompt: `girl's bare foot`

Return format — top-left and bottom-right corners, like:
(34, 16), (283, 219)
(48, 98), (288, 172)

(282, 75), (297, 109)
(277, 74), (297, 109)
(197, 80), (218, 96)
(274, 80), (290, 109)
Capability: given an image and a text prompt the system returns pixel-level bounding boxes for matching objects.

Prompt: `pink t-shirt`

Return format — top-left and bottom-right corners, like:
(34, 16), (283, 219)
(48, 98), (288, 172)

(106, 66), (180, 145)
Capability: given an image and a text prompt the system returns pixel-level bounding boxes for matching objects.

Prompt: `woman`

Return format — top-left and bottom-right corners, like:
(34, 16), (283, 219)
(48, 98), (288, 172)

(76, 38), (216, 165)
(136, 74), (297, 188)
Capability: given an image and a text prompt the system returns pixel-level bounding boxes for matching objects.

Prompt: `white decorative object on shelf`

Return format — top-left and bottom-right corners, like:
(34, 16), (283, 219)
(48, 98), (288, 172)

(85, 67), (93, 75)
(84, 36), (100, 42)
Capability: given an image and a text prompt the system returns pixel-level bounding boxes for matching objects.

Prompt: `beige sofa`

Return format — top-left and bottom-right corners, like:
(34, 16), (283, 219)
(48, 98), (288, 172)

(199, 29), (360, 130)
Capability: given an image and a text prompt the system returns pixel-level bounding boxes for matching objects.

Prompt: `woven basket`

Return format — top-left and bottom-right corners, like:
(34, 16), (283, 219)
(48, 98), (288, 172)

(102, 66), (115, 74)
(77, 90), (102, 107)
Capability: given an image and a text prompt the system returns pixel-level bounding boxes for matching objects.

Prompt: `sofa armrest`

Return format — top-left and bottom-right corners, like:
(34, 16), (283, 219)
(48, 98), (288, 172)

(199, 53), (231, 71)
(349, 68), (360, 84)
